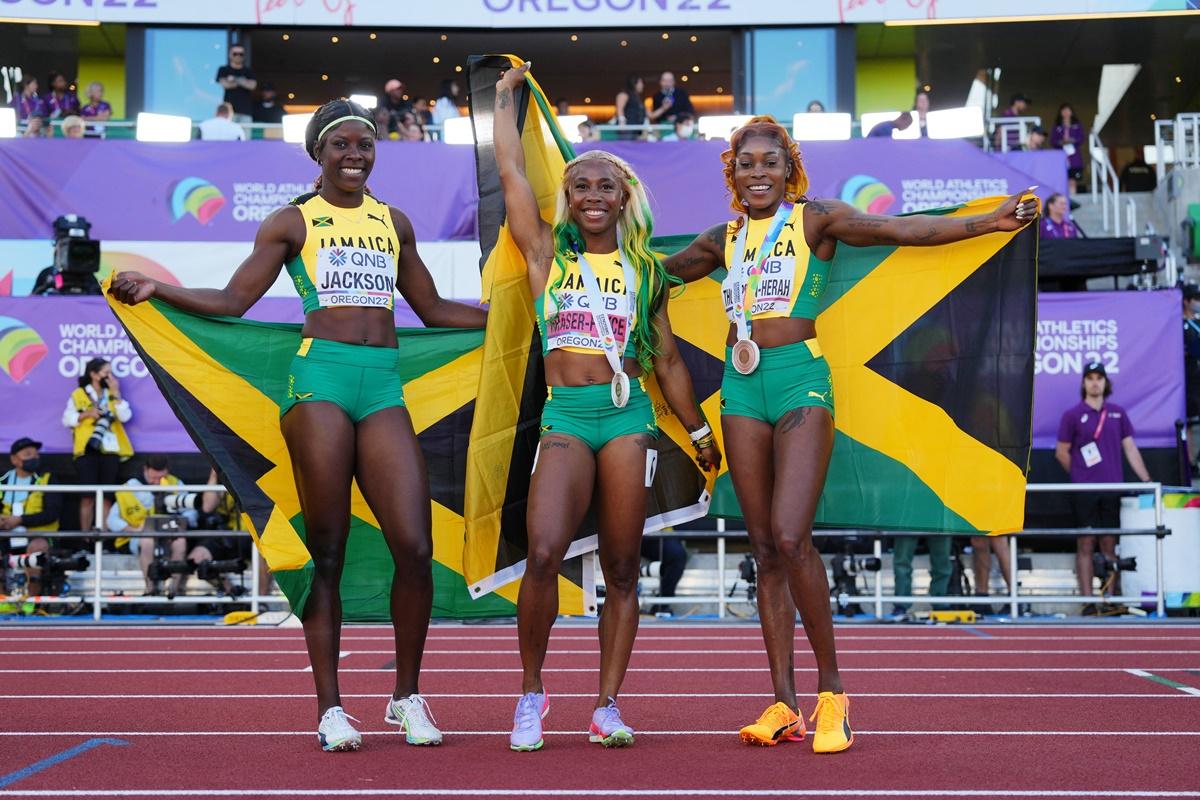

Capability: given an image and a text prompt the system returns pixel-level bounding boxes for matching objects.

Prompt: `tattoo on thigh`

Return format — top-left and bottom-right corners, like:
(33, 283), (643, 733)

(778, 407), (811, 433)
(541, 438), (571, 451)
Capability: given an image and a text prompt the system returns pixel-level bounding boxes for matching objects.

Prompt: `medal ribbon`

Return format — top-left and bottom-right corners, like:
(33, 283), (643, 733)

(728, 201), (795, 342)
(575, 247), (638, 378)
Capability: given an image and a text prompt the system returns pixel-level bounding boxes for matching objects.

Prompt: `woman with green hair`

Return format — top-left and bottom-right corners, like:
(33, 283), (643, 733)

(494, 63), (720, 752)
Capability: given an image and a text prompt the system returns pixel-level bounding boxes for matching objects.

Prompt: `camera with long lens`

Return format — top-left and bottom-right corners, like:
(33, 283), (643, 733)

(1093, 552), (1136, 584)
(86, 407), (115, 453)
(146, 559), (194, 583)
(195, 558), (246, 582)
(34, 214), (102, 295)
(734, 552), (758, 605)
(5, 550), (90, 595)
(829, 539), (882, 616)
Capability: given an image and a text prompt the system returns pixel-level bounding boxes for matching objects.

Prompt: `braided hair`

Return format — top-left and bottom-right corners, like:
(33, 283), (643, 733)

(304, 98), (377, 193)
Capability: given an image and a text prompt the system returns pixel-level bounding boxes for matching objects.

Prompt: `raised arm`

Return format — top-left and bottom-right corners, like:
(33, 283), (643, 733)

(109, 205), (301, 316)
(493, 62), (553, 275)
(663, 223), (727, 283)
(651, 305), (721, 472)
(391, 207), (486, 329)
(804, 189), (1038, 252)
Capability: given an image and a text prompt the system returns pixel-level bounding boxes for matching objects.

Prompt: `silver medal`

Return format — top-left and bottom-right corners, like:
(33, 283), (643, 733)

(732, 339), (760, 375)
(611, 370), (630, 408)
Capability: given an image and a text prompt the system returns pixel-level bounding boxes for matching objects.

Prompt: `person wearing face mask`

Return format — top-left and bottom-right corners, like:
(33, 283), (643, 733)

(63, 357), (133, 532)
(1182, 285), (1200, 466)
(0, 438), (60, 597)
(660, 113), (695, 142)
(665, 116), (1039, 754)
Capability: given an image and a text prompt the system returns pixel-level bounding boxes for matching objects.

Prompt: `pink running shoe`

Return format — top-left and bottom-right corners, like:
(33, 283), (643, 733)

(588, 697), (634, 747)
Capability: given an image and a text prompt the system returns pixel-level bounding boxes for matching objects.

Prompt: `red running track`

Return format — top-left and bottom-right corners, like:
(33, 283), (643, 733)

(0, 622), (1198, 799)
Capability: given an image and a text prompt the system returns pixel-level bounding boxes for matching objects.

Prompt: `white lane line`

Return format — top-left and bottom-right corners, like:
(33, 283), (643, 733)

(1126, 668), (1200, 696)
(0, 692), (1194, 700)
(0, 791), (1197, 798)
(0, 791), (1196, 798)
(1, 730), (1198, 737)
(3, 666), (1198, 675)
(3, 635), (1197, 642)
(4, 649), (1196, 655)
(300, 650), (348, 672)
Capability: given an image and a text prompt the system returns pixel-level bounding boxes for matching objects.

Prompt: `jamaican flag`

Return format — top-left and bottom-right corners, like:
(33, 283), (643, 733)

(104, 289), (520, 621)
(655, 202), (1038, 534)
(462, 56), (717, 604)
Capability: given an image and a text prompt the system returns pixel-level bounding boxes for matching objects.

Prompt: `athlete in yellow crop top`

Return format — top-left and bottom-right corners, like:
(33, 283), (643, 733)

(111, 98), (486, 753)
(666, 116), (1039, 754)
(495, 62), (719, 752)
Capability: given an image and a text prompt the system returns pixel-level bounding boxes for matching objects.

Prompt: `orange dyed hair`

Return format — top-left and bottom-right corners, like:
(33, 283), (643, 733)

(721, 115), (809, 221)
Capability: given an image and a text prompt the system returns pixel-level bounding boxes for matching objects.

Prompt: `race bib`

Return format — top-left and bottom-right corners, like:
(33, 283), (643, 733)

(1080, 441), (1102, 468)
(722, 255), (797, 321)
(545, 289), (631, 352)
(315, 246), (396, 308)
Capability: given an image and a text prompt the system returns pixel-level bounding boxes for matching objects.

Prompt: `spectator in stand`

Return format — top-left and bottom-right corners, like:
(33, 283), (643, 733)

(63, 358), (132, 532)
(659, 112), (696, 141)
(969, 534), (1012, 611)
(412, 97), (433, 127)
(1120, 155), (1157, 192)
(215, 44), (256, 124)
(432, 79), (461, 127)
(1040, 193), (1082, 239)
(107, 455), (187, 597)
(44, 72), (79, 120)
(890, 534), (951, 619)
(398, 112), (425, 142)
(914, 90), (930, 138)
(1055, 361), (1151, 612)
(1022, 125), (1047, 151)
(554, 97), (571, 116)
(577, 119), (599, 142)
(1050, 103), (1086, 194)
(13, 77), (43, 121)
(1182, 285), (1200, 467)
(0, 437), (60, 597)
(614, 74), (647, 140)
(382, 78), (412, 123)
(199, 102), (247, 141)
(867, 111), (913, 138)
(60, 115), (85, 139)
(79, 81), (112, 121)
(22, 115), (49, 138)
(252, 83), (284, 124)
(372, 105), (398, 140)
(806, 99), (826, 113)
(993, 93), (1030, 151)
(649, 71), (694, 125)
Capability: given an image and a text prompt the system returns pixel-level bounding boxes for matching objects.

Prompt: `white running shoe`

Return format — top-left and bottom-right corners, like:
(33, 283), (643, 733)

(317, 706), (361, 752)
(384, 693), (443, 745)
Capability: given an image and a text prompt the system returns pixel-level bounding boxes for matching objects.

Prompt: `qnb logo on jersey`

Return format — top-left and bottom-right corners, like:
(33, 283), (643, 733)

(316, 246), (397, 308)
(840, 174), (895, 215)
(328, 248), (348, 267)
(0, 316), (48, 382)
(170, 177), (226, 225)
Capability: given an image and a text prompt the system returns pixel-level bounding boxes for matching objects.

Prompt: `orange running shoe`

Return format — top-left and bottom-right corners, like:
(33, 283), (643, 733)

(738, 701), (805, 746)
(809, 692), (853, 754)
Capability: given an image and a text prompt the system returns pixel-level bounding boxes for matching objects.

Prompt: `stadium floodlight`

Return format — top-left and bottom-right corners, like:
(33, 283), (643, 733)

(135, 112), (192, 143)
(698, 114), (753, 142)
(0, 108), (16, 138)
(441, 116), (475, 145)
(557, 114), (588, 143)
(859, 111), (920, 140)
(926, 106), (985, 139)
(348, 94), (378, 110)
(791, 112), (852, 141)
(282, 113), (314, 144)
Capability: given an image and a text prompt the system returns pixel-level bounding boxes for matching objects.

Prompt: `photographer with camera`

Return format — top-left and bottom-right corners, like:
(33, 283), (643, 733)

(0, 437), (60, 596)
(181, 468), (257, 597)
(1055, 361), (1151, 612)
(62, 358), (132, 531)
(106, 455), (187, 596)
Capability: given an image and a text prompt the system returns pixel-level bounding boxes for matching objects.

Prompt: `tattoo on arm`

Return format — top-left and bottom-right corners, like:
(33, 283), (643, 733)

(847, 218), (886, 230)
(777, 407), (812, 434)
(497, 88), (511, 110)
(914, 227), (940, 243)
(964, 219), (980, 234)
(704, 224), (726, 247)
(807, 201), (831, 216)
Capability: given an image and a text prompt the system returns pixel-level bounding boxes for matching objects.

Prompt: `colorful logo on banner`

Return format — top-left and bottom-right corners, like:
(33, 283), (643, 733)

(0, 316), (48, 382)
(97, 252), (183, 287)
(170, 177), (226, 225)
(840, 174), (895, 214)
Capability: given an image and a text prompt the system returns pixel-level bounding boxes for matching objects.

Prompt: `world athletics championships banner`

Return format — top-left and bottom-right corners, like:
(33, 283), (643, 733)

(1033, 290), (1184, 449)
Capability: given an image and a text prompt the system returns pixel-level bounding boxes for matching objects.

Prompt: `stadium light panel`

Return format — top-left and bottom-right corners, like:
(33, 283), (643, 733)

(0, 108), (16, 138)
(348, 94), (378, 110)
(926, 107), (985, 139)
(791, 112), (851, 141)
(282, 113), (314, 144)
(441, 116), (475, 145)
(1143, 144), (1173, 166)
(135, 112), (192, 143)
(860, 111), (919, 140)
(698, 114), (753, 142)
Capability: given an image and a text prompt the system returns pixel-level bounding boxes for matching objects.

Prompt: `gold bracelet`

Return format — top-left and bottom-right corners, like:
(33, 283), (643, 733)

(692, 435), (715, 451)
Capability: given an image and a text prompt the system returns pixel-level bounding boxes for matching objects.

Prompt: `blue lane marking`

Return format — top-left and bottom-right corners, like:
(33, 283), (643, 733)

(963, 626), (995, 639)
(0, 738), (129, 788)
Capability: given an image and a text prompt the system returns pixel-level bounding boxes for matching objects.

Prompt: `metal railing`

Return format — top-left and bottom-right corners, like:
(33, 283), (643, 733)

(634, 482), (1170, 619)
(985, 115), (1041, 152)
(0, 483), (266, 621)
(1090, 131), (1123, 236)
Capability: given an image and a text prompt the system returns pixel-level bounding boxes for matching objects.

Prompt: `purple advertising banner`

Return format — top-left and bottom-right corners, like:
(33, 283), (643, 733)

(0, 139), (1066, 243)
(0, 297), (424, 454)
(1034, 291), (1184, 449)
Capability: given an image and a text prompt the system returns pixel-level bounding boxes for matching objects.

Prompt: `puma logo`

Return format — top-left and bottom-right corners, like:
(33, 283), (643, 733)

(783, 221), (796, 231)
(807, 390), (829, 402)
(367, 212), (387, 227)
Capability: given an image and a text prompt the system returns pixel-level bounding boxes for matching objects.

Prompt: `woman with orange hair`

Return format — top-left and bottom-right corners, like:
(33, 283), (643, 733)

(666, 116), (1037, 754)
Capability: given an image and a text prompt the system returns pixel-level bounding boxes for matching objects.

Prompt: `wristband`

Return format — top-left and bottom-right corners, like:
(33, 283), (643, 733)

(688, 423), (712, 443)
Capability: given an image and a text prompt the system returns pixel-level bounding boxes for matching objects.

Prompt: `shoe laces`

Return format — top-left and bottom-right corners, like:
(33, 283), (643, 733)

(809, 694), (841, 734)
(758, 702), (795, 728)
(399, 693), (437, 726)
(322, 706), (360, 733)
(514, 692), (543, 731)
(595, 696), (625, 729)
